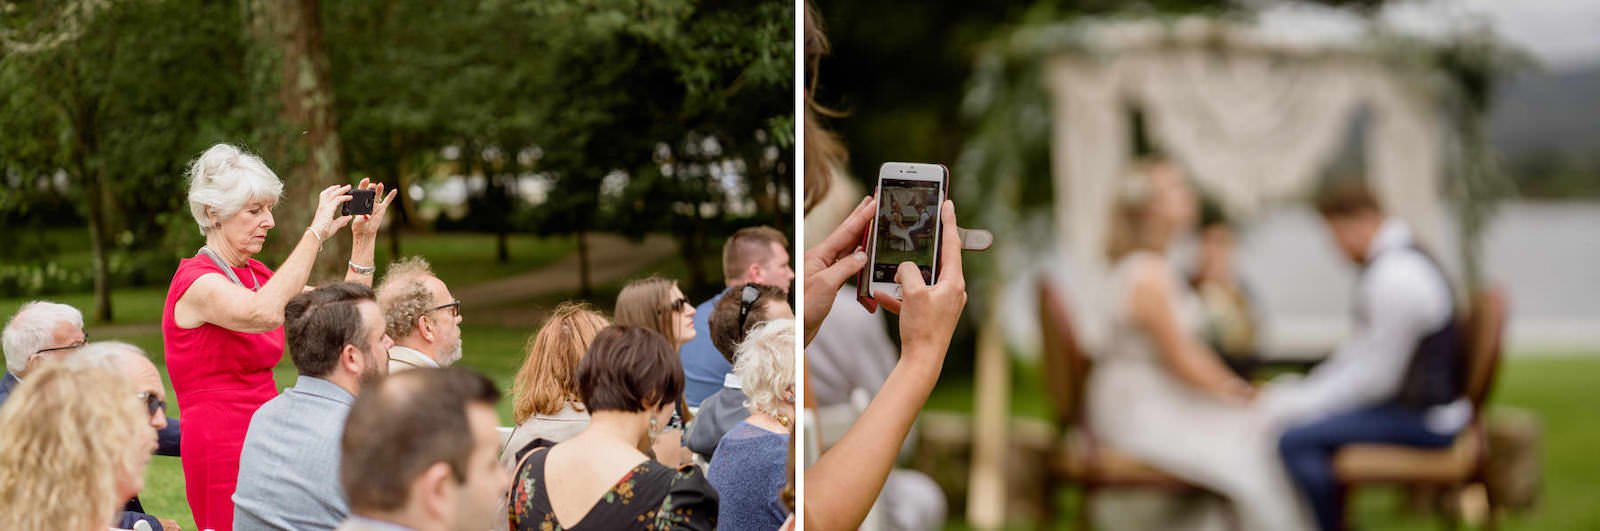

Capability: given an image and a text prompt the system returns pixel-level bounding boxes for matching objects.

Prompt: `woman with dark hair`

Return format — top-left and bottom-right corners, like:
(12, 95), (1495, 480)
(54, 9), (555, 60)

(507, 326), (717, 530)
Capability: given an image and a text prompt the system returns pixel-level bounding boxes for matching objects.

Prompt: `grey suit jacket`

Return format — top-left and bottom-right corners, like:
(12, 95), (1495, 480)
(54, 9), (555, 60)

(687, 382), (751, 461)
(334, 515), (415, 531)
(233, 376), (355, 531)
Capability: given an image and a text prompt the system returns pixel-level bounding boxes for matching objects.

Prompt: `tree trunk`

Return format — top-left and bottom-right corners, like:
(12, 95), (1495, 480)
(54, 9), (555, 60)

(576, 229), (591, 298)
(387, 146), (406, 260)
(677, 226), (709, 296)
(247, 0), (347, 282)
(70, 97), (114, 323)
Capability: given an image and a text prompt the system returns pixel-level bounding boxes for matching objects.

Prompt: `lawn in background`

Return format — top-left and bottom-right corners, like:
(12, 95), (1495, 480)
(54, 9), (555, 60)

(928, 354), (1600, 530)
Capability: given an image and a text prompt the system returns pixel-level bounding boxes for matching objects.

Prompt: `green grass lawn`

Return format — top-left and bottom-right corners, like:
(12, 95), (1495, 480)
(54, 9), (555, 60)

(928, 355), (1600, 530)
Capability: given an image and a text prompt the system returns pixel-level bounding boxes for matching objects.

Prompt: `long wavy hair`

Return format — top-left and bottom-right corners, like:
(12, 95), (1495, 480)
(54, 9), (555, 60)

(512, 302), (611, 423)
(0, 363), (149, 531)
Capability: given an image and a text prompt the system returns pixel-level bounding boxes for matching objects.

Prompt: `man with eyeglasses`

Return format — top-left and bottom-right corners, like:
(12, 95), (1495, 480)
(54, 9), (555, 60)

(375, 257), (465, 372)
(1, 301), (87, 406)
(69, 341), (185, 531)
(686, 283), (791, 461)
(679, 226), (794, 407)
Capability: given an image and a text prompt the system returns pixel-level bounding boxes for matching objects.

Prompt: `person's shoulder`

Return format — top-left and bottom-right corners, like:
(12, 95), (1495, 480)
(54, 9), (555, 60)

(1366, 249), (1445, 294)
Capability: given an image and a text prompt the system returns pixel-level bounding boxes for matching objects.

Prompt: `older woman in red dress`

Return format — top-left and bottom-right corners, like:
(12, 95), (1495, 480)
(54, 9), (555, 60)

(161, 143), (394, 530)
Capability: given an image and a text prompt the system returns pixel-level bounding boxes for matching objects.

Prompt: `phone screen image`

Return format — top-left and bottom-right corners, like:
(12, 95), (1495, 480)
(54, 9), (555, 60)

(872, 178), (941, 285)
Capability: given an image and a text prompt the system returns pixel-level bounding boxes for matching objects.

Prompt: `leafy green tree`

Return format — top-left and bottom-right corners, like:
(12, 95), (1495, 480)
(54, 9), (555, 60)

(0, 0), (246, 321)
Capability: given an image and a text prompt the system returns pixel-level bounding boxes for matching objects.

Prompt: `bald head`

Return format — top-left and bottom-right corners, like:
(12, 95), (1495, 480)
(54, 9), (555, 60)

(69, 341), (166, 429)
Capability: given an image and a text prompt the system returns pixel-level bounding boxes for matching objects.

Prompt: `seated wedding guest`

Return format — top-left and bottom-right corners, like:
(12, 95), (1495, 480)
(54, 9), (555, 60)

(679, 226), (793, 407)
(799, 7), (969, 528)
(0, 363), (156, 531)
(1, 300), (86, 405)
(70, 342), (184, 531)
(1267, 183), (1466, 531)
(502, 302), (610, 466)
(687, 283), (790, 460)
(507, 326), (717, 530)
(234, 283), (394, 530)
(165, 143), (393, 530)
(615, 276), (698, 459)
(1189, 204), (1261, 375)
(708, 319), (796, 531)
(377, 257), (464, 371)
(1084, 159), (1306, 529)
(337, 368), (510, 531)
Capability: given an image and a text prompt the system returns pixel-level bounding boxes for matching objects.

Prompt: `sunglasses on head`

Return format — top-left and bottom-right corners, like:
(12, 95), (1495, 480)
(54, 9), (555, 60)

(737, 283), (761, 333)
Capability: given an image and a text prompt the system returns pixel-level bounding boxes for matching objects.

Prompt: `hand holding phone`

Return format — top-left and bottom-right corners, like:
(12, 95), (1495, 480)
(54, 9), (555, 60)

(342, 188), (376, 216)
(858, 162), (948, 304)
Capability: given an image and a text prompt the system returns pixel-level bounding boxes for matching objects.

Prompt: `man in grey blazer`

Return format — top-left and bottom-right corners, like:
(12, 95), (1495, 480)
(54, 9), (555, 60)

(336, 367), (509, 531)
(234, 283), (394, 531)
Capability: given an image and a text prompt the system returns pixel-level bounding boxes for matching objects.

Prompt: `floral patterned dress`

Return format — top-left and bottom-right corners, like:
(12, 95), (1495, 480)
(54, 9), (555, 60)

(509, 443), (718, 531)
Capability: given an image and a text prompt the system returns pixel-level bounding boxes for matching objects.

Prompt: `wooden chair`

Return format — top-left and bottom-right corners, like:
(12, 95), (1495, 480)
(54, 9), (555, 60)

(1036, 278), (1200, 531)
(1332, 285), (1508, 530)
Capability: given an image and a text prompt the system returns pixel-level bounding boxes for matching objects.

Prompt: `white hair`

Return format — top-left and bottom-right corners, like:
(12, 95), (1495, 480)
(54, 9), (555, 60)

(186, 143), (284, 235)
(733, 319), (796, 417)
(66, 341), (147, 372)
(2, 301), (84, 373)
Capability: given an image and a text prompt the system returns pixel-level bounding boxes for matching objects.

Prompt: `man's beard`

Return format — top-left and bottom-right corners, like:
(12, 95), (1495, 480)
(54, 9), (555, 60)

(440, 339), (463, 366)
(359, 348), (386, 383)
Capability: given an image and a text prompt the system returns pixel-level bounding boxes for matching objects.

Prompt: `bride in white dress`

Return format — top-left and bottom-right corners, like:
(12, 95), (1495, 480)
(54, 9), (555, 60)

(1085, 160), (1309, 530)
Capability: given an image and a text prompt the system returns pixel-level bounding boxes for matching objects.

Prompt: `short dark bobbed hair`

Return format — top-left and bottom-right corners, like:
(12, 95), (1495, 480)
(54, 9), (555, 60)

(577, 326), (684, 413)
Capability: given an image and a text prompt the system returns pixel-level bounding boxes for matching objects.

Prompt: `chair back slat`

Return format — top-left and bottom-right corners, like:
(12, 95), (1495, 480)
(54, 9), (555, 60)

(1038, 279), (1090, 429)
(1463, 285), (1508, 411)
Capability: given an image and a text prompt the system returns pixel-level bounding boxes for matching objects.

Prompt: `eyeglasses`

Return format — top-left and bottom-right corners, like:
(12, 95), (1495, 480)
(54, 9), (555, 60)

(35, 337), (87, 356)
(428, 300), (462, 318)
(736, 284), (761, 333)
(137, 391), (167, 418)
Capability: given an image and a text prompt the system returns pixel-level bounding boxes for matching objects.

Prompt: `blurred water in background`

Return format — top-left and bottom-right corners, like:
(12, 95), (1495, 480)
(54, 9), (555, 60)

(1239, 201), (1600, 355)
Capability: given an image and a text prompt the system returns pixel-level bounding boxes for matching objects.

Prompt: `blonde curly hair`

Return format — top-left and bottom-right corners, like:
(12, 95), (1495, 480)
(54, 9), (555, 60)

(734, 319), (796, 419)
(0, 363), (150, 530)
(377, 257), (439, 340)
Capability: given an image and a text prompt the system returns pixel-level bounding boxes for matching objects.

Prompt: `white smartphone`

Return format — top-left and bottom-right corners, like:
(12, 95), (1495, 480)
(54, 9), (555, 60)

(864, 162), (948, 300)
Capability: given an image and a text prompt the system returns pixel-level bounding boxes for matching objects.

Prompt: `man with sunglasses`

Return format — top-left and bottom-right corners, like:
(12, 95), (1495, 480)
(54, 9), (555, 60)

(1, 301), (87, 407)
(686, 283), (791, 461)
(680, 226), (794, 407)
(375, 257), (464, 372)
(69, 341), (185, 531)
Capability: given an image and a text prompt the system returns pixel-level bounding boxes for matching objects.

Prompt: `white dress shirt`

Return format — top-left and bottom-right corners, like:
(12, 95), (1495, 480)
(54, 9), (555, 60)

(1264, 219), (1471, 435)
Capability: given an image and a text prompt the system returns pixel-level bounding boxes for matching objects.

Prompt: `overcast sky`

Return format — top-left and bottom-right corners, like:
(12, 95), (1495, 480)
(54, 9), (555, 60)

(1257, 0), (1600, 71)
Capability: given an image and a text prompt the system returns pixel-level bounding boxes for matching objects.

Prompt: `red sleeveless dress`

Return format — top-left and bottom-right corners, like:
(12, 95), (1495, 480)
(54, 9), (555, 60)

(161, 256), (285, 531)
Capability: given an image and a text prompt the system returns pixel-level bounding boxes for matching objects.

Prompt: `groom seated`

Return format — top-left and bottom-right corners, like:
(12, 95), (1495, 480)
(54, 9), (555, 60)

(1264, 183), (1471, 531)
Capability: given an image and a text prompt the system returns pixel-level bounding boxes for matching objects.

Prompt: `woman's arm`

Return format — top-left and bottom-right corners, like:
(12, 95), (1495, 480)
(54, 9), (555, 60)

(804, 201), (966, 531)
(344, 179), (397, 286)
(1128, 259), (1253, 403)
(175, 185), (354, 333)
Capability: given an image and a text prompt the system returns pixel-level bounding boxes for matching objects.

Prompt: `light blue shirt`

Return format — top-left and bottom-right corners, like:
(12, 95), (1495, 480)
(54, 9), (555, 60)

(680, 291), (731, 406)
(234, 375), (356, 531)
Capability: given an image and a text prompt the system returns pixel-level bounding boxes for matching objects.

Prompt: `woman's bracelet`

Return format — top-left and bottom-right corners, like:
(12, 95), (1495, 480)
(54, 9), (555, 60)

(306, 226), (326, 243)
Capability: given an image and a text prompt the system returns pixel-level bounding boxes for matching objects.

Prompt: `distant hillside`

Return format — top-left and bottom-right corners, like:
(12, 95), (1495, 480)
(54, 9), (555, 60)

(1490, 62), (1600, 157)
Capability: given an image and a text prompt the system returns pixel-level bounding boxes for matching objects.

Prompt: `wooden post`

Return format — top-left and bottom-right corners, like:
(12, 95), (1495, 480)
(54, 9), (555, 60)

(967, 309), (1011, 528)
